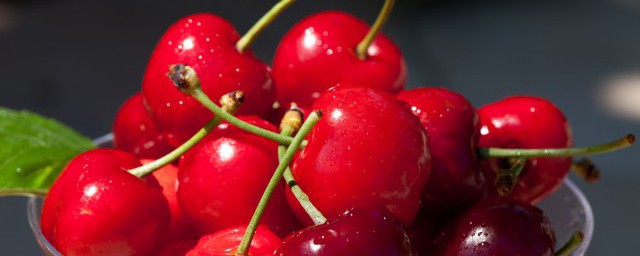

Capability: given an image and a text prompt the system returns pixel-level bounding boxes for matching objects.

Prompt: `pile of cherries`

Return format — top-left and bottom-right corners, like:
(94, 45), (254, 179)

(38, 1), (633, 255)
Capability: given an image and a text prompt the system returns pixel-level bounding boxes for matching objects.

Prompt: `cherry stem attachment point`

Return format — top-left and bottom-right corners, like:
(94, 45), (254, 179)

(554, 231), (584, 256)
(356, 0), (395, 60)
(495, 158), (525, 196)
(571, 158), (600, 183)
(479, 134), (635, 159)
(279, 107), (327, 225)
(236, 0), (296, 53)
(236, 111), (322, 256)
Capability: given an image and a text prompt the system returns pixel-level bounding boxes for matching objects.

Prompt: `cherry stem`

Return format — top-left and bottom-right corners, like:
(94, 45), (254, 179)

(236, 111), (322, 256)
(279, 107), (327, 225)
(571, 158), (600, 183)
(190, 86), (308, 148)
(495, 158), (525, 196)
(236, 0), (296, 53)
(355, 0), (395, 60)
(555, 231), (584, 256)
(479, 134), (635, 159)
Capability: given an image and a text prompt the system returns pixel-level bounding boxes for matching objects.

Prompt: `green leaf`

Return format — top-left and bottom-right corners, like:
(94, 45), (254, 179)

(0, 107), (96, 197)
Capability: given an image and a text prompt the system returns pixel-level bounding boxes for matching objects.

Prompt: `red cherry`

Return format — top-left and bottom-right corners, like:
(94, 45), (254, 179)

(272, 11), (406, 111)
(140, 159), (194, 241)
(275, 209), (414, 256)
(186, 225), (281, 256)
(397, 88), (486, 218)
(478, 96), (573, 204)
(431, 197), (556, 256)
(41, 149), (170, 256)
(288, 86), (430, 226)
(143, 13), (274, 146)
(177, 116), (300, 237)
(113, 93), (175, 159)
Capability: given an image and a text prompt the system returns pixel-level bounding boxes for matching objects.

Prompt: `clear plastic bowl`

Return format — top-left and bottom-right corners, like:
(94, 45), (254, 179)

(27, 178), (593, 255)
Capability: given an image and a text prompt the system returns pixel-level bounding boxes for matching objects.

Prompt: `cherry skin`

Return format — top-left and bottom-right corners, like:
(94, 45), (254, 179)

(140, 159), (194, 242)
(186, 225), (281, 256)
(177, 116), (300, 237)
(430, 197), (556, 256)
(288, 86), (431, 226)
(272, 11), (406, 112)
(143, 13), (274, 146)
(275, 209), (415, 256)
(397, 87), (486, 219)
(41, 149), (170, 256)
(478, 96), (573, 204)
(113, 93), (175, 159)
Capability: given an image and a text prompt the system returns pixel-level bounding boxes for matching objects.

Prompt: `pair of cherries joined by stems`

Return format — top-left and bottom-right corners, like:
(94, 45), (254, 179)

(40, 0), (634, 255)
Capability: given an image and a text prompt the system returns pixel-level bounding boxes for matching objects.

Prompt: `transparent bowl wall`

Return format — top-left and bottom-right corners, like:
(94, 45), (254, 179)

(27, 178), (593, 255)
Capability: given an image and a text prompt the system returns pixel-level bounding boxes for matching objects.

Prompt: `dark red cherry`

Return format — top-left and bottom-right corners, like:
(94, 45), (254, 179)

(186, 225), (281, 256)
(478, 96), (573, 204)
(143, 13), (274, 146)
(41, 149), (170, 256)
(275, 209), (414, 256)
(288, 86), (430, 226)
(177, 116), (300, 237)
(397, 87), (486, 219)
(272, 11), (406, 111)
(154, 239), (198, 256)
(113, 93), (174, 159)
(431, 197), (555, 256)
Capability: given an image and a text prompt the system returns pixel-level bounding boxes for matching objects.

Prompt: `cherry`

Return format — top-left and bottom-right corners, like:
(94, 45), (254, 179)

(478, 96), (572, 204)
(177, 116), (300, 237)
(271, 10), (406, 112)
(275, 209), (414, 256)
(186, 225), (281, 256)
(113, 93), (174, 159)
(140, 159), (194, 241)
(142, 13), (274, 146)
(397, 87), (486, 219)
(288, 86), (431, 226)
(40, 149), (170, 256)
(430, 197), (555, 256)
(153, 239), (198, 256)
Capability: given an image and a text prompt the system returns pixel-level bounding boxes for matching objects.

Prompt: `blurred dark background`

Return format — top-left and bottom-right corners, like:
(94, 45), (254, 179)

(1, 0), (639, 255)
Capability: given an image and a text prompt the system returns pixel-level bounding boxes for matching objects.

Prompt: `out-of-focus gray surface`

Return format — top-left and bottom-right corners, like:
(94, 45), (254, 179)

(0, 0), (638, 255)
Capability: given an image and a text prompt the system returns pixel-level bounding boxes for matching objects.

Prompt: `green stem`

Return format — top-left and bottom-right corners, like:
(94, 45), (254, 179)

(128, 116), (221, 178)
(236, 0), (296, 53)
(279, 127), (327, 225)
(555, 231), (584, 256)
(190, 87), (305, 147)
(479, 134), (635, 158)
(355, 0), (395, 59)
(236, 111), (322, 256)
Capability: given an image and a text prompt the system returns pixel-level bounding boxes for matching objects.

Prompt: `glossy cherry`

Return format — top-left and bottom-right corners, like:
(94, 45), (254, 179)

(113, 93), (174, 159)
(430, 197), (556, 256)
(143, 13), (274, 146)
(275, 209), (414, 256)
(186, 225), (281, 256)
(41, 149), (170, 256)
(272, 11), (406, 112)
(397, 87), (486, 219)
(478, 96), (573, 204)
(288, 86), (430, 226)
(177, 116), (300, 237)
